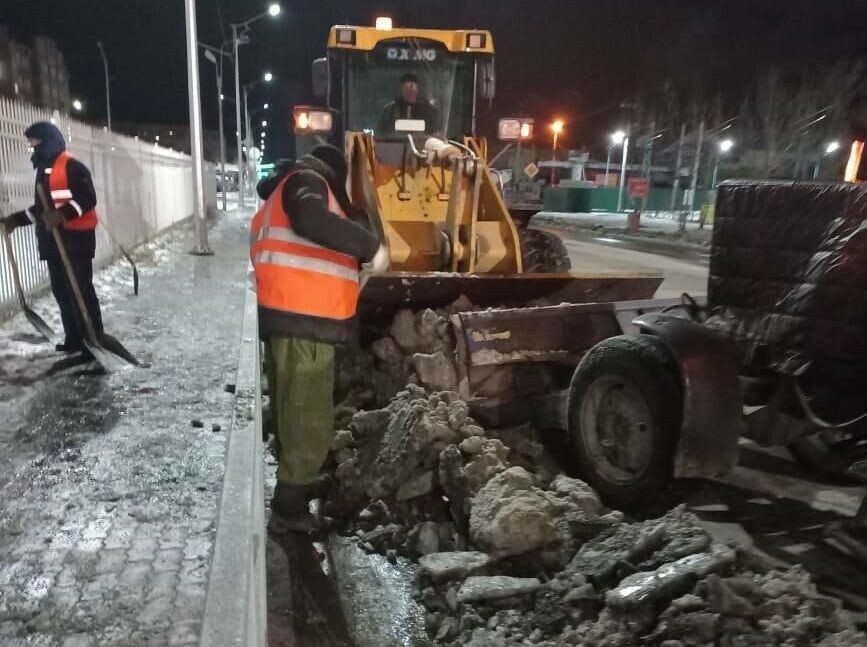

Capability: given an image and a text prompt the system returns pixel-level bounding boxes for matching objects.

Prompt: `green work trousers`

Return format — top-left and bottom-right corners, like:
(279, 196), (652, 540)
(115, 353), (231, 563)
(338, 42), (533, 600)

(263, 336), (335, 486)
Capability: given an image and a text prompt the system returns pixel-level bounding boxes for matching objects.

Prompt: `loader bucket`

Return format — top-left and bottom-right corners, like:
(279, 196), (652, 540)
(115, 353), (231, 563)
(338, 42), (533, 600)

(358, 271), (663, 321)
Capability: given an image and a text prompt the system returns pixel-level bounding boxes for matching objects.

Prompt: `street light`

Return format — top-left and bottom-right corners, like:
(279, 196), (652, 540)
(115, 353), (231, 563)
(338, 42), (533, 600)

(96, 42), (112, 133)
(72, 99), (83, 112)
(263, 72), (273, 82)
(231, 4), (282, 207)
(550, 120), (564, 185)
(814, 141), (843, 179)
(712, 139), (735, 187)
(202, 46), (229, 211)
(605, 130), (626, 185)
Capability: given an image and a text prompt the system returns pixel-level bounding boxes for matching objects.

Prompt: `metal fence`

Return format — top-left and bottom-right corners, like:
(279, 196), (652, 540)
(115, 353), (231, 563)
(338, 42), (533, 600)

(0, 96), (216, 319)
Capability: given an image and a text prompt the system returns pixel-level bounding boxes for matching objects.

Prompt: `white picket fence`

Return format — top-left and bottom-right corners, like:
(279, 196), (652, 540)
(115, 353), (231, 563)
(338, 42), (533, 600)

(0, 96), (216, 319)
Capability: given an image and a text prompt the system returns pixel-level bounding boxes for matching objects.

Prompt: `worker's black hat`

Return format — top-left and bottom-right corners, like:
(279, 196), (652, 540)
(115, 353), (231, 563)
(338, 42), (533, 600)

(400, 72), (419, 85)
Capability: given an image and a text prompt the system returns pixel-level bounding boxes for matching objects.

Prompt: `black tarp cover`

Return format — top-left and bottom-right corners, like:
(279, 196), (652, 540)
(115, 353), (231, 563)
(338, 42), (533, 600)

(707, 180), (867, 376)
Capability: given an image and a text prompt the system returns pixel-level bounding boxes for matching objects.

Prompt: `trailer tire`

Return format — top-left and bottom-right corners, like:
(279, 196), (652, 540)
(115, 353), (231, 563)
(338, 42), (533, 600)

(568, 334), (682, 511)
(788, 432), (866, 484)
(519, 228), (572, 273)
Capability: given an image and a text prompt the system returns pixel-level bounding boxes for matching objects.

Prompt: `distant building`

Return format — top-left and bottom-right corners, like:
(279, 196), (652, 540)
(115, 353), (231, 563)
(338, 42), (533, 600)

(0, 26), (72, 112)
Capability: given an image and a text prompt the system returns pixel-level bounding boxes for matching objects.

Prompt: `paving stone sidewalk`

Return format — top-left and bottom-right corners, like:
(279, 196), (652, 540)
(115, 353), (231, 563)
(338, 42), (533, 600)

(0, 208), (252, 646)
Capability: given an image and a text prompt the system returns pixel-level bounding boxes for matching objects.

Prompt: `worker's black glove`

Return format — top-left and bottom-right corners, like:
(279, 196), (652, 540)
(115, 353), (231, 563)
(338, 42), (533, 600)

(1, 213), (23, 234)
(41, 209), (65, 231)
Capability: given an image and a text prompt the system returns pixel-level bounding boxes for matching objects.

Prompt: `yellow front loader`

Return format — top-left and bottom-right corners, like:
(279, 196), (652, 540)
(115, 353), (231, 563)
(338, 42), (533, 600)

(294, 23), (662, 416)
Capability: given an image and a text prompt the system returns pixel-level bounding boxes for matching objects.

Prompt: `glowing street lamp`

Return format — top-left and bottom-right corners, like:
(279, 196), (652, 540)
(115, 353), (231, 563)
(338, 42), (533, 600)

(72, 99), (83, 112)
(712, 139), (735, 187)
(825, 141), (841, 155)
(263, 72), (273, 82)
(549, 120), (565, 185)
(605, 130), (627, 184)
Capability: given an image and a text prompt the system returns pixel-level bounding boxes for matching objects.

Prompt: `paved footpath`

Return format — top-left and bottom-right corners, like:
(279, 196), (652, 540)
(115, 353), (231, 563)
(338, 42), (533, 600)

(0, 208), (252, 646)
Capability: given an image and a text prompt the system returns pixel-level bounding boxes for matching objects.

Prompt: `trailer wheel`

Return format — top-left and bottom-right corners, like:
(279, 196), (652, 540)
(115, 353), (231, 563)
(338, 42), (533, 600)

(788, 431), (867, 484)
(568, 335), (682, 511)
(519, 228), (572, 273)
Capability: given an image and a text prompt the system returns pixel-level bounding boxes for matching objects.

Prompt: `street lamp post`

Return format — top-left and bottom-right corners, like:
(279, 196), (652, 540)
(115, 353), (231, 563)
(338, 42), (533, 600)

(550, 120), (564, 186)
(230, 4), (281, 208)
(616, 131), (630, 212)
(606, 130), (625, 186)
(184, 0), (211, 255)
(814, 140), (841, 179)
(711, 138), (734, 188)
(204, 48), (228, 212)
(96, 42), (111, 133)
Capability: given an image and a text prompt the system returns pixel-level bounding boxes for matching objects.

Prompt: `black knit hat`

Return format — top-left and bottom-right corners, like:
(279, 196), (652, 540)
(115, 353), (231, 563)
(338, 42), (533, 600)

(311, 144), (347, 186)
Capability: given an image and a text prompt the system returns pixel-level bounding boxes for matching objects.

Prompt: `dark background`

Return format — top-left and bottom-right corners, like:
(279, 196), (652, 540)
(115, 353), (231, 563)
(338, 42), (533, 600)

(2, 0), (866, 160)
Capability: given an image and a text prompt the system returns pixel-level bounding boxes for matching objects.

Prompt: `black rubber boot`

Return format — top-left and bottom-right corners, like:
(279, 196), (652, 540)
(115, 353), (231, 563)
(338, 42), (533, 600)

(269, 482), (321, 535)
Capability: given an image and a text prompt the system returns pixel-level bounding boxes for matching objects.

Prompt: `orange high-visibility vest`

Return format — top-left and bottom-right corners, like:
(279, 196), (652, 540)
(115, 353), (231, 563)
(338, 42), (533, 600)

(250, 170), (360, 321)
(48, 151), (97, 231)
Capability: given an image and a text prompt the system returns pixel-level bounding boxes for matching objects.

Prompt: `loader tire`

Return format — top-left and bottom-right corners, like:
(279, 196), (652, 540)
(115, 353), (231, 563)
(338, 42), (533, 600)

(519, 228), (572, 273)
(568, 334), (681, 511)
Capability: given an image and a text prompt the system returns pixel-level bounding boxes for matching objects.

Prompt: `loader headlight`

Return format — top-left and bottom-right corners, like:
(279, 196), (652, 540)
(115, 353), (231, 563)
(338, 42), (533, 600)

(337, 28), (356, 45)
(466, 32), (486, 49)
(294, 106), (333, 134)
(498, 117), (534, 141)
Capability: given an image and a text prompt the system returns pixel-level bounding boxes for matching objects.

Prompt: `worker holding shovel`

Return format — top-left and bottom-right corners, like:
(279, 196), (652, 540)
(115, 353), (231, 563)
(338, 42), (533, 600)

(0, 122), (103, 360)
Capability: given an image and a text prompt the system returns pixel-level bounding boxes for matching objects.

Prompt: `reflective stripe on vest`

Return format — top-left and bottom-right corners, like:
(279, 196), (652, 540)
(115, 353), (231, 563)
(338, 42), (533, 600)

(50, 152), (97, 231)
(250, 169), (360, 321)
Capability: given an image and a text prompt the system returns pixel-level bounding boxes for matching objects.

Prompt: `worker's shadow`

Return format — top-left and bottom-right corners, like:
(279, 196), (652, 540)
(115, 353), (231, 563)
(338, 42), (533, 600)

(267, 527), (354, 647)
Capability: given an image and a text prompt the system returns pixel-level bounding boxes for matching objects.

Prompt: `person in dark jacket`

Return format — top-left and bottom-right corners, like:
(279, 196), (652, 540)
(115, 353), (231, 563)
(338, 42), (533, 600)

(0, 122), (103, 355)
(251, 145), (387, 532)
(377, 72), (440, 136)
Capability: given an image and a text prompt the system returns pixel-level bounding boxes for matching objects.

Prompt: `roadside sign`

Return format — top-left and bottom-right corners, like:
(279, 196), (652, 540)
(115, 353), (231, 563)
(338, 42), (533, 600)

(524, 162), (539, 178)
(628, 177), (650, 199)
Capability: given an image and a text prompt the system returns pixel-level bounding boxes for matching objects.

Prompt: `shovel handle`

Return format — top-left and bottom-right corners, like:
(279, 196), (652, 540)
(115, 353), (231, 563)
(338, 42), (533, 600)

(36, 185), (100, 345)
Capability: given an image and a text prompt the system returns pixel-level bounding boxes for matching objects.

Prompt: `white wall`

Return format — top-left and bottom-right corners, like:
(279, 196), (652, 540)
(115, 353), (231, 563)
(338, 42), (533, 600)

(0, 97), (216, 318)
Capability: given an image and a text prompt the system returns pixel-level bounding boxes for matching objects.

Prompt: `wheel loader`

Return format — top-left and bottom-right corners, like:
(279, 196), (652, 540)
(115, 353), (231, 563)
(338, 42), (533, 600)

(293, 21), (661, 381)
(285, 24), (677, 499)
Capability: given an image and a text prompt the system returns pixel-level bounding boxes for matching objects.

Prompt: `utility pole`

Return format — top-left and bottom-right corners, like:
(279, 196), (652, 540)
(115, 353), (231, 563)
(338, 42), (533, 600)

(616, 130), (630, 212)
(96, 42), (112, 132)
(671, 123), (686, 212)
(688, 119), (705, 215)
(203, 47), (228, 212)
(232, 24), (245, 208)
(184, 0), (211, 255)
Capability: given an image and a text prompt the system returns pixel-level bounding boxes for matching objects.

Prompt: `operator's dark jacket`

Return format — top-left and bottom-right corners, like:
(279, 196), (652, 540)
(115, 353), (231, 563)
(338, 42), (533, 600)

(255, 155), (379, 344)
(377, 97), (440, 135)
(8, 122), (98, 260)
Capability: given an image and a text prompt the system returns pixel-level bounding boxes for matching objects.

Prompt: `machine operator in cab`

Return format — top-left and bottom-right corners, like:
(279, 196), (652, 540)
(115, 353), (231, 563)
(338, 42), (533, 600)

(377, 72), (440, 136)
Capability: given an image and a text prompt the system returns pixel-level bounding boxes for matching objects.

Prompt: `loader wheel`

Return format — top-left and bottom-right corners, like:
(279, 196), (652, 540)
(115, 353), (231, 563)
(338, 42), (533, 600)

(568, 335), (682, 511)
(519, 228), (572, 273)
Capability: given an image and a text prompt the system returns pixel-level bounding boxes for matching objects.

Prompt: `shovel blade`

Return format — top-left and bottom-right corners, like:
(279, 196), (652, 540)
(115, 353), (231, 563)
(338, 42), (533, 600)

(97, 331), (141, 366)
(24, 306), (55, 342)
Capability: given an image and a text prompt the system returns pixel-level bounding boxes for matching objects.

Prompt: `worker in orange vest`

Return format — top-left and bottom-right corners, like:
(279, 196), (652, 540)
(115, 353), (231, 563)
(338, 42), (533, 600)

(251, 144), (388, 533)
(0, 122), (102, 358)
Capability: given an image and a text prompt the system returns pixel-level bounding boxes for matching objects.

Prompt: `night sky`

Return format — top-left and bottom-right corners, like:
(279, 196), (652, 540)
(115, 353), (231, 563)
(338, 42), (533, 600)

(2, 0), (866, 160)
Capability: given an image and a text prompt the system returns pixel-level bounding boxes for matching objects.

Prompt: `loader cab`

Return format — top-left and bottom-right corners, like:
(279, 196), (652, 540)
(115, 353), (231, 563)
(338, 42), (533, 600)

(312, 26), (495, 141)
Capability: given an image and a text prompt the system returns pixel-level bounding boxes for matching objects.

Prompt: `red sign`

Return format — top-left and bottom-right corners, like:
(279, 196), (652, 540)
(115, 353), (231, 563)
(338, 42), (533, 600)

(628, 177), (650, 199)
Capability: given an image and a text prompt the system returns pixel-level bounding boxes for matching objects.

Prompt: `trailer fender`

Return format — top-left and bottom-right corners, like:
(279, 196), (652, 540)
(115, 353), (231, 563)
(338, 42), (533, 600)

(633, 313), (744, 479)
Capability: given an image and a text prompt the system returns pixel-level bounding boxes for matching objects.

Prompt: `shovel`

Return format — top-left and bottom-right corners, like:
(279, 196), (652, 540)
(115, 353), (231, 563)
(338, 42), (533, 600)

(36, 184), (140, 370)
(1, 222), (56, 341)
(97, 215), (139, 295)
